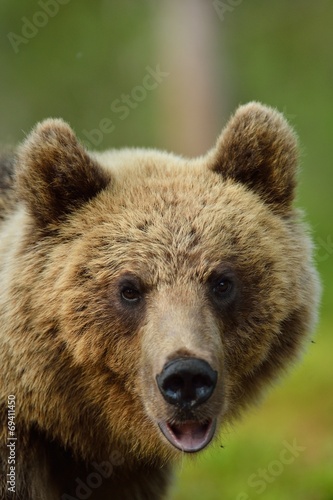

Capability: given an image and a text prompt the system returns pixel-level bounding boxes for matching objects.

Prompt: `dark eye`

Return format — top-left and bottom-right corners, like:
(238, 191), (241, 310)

(208, 266), (238, 310)
(213, 278), (232, 295)
(212, 278), (233, 298)
(121, 286), (142, 303)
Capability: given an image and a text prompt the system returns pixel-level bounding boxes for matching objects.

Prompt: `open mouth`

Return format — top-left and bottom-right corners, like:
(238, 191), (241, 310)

(158, 418), (216, 453)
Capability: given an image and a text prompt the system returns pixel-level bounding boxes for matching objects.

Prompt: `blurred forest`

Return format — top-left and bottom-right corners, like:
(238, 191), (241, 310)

(0, 1), (332, 499)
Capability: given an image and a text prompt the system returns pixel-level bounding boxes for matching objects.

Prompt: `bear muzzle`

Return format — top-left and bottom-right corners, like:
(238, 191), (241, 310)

(156, 357), (218, 452)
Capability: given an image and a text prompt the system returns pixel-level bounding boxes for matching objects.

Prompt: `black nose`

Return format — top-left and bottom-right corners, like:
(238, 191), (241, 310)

(156, 357), (217, 409)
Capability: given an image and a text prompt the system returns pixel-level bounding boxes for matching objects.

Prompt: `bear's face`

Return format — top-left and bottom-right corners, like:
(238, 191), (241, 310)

(14, 103), (319, 462)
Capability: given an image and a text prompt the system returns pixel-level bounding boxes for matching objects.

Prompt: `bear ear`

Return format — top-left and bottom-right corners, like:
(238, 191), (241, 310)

(16, 119), (111, 227)
(209, 102), (299, 213)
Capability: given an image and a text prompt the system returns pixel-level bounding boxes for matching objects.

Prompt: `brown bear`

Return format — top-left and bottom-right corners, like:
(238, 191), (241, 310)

(0, 103), (320, 499)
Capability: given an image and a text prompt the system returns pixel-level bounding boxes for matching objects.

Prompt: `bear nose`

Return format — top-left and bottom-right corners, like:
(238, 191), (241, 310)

(156, 357), (217, 409)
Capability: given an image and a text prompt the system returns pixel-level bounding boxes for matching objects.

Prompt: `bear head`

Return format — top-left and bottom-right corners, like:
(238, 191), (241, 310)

(13, 102), (320, 463)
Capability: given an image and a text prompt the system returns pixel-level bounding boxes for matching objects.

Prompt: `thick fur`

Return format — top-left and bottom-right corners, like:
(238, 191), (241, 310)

(0, 103), (320, 499)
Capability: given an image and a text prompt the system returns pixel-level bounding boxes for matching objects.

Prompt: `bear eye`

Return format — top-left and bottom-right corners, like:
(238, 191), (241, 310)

(118, 274), (145, 307)
(121, 286), (142, 303)
(213, 278), (233, 297)
(209, 268), (237, 307)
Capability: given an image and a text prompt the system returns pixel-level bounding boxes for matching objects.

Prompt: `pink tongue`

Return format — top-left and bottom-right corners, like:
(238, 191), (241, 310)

(172, 422), (207, 446)
(168, 421), (212, 451)
(159, 419), (215, 452)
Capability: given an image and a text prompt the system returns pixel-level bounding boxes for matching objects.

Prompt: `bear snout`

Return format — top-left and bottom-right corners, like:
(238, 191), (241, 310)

(156, 357), (217, 410)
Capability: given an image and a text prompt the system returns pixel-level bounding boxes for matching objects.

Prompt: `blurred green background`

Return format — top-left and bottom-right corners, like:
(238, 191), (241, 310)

(1, 1), (332, 498)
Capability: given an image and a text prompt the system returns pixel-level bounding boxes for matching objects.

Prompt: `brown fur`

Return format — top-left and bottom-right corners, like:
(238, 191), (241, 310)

(0, 103), (320, 499)
(0, 152), (16, 219)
